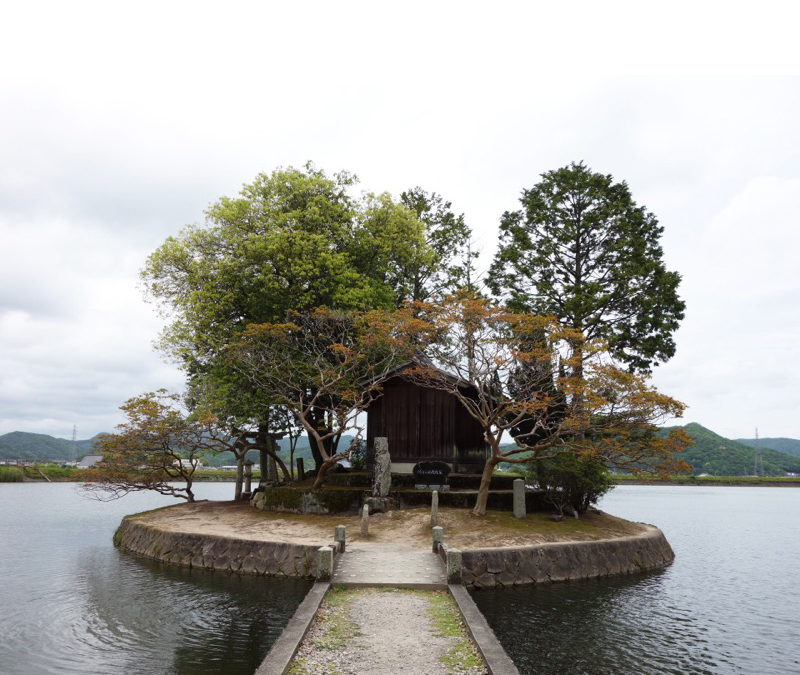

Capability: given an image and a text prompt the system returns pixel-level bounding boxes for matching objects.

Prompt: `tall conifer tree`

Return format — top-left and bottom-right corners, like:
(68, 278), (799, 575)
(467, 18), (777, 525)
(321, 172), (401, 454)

(488, 162), (685, 373)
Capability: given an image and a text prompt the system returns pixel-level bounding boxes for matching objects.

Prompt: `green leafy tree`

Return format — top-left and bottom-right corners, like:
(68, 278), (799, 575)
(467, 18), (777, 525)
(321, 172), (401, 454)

(488, 162), (685, 373)
(397, 187), (478, 302)
(141, 163), (431, 472)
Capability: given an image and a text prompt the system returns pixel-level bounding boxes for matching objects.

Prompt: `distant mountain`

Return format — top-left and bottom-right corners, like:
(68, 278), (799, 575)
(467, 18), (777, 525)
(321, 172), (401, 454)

(736, 437), (800, 458)
(668, 423), (800, 476)
(0, 429), (360, 467)
(0, 431), (101, 462)
(200, 434), (354, 468)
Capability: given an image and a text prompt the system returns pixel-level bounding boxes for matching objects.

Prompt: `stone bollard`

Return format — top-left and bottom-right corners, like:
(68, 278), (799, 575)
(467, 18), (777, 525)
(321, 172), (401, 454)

(317, 546), (333, 581)
(244, 460), (253, 494)
(513, 478), (526, 519)
(446, 547), (462, 584)
(360, 504), (369, 537)
(432, 526), (443, 553)
(335, 525), (346, 553)
(431, 490), (439, 527)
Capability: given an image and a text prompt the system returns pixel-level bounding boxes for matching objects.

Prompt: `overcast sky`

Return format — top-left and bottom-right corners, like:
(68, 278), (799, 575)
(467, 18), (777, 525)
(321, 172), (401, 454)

(2, 1), (799, 441)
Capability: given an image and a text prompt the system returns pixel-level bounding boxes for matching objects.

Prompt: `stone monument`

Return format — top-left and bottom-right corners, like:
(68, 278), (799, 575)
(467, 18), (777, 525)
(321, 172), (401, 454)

(366, 436), (394, 513)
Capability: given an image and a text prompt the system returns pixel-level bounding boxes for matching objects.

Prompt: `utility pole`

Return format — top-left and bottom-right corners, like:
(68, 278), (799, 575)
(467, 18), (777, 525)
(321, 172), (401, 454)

(753, 427), (762, 477)
(71, 424), (77, 464)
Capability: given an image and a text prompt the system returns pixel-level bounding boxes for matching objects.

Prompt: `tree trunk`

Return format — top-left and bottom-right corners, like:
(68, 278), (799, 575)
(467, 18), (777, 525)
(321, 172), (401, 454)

(258, 445), (268, 487)
(274, 455), (290, 483)
(234, 457), (244, 500)
(472, 454), (499, 516)
(312, 457), (337, 489)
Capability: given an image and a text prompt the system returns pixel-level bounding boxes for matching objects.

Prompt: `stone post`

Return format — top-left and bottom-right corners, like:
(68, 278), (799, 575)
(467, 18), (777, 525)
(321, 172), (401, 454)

(335, 525), (347, 553)
(446, 547), (462, 584)
(268, 455), (277, 484)
(431, 490), (439, 527)
(432, 526), (443, 553)
(296, 457), (304, 481)
(258, 446), (268, 487)
(372, 436), (391, 497)
(244, 460), (253, 494)
(317, 546), (333, 581)
(513, 478), (526, 519)
(360, 504), (369, 537)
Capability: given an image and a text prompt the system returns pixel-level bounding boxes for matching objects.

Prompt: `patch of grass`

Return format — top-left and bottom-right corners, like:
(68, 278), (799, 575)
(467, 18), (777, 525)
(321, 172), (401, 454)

(426, 591), (484, 671)
(311, 587), (362, 651)
(286, 659), (342, 675)
(0, 466), (25, 482)
(285, 656), (308, 675)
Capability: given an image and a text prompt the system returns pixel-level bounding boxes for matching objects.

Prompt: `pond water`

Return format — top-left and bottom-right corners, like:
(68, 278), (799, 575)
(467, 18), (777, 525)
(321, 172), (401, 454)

(2, 482), (798, 674)
(0, 483), (311, 675)
(471, 485), (800, 674)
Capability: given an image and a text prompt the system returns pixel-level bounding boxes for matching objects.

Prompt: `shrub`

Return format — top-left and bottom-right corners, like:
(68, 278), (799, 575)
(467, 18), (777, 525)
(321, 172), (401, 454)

(530, 453), (612, 516)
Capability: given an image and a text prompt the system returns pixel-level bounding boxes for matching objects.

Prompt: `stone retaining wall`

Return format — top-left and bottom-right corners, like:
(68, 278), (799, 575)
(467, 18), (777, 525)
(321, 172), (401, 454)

(462, 526), (673, 589)
(114, 518), (323, 578)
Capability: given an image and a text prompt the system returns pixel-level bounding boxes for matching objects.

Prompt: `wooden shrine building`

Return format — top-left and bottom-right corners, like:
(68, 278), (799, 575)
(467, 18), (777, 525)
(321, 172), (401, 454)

(366, 364), (489, 474)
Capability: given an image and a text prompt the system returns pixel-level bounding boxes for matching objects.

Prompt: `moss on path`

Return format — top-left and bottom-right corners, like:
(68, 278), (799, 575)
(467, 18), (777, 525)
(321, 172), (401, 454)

(288, 587), (486, 675)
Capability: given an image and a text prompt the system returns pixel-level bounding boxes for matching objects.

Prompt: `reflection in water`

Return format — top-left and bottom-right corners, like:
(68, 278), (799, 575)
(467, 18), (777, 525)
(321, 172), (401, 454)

(473, 571), (719, 675)
(0, 483), (310, 675)
(473, 486), (800, 675)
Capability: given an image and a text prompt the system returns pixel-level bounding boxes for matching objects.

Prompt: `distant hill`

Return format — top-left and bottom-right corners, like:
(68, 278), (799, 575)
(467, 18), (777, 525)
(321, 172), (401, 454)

(0, 432), (101, 462)
(200, 434), (354, 468)
(736, 437), (800, 458)
(668, 423), (800, 476)
(0, 429), (359, 468)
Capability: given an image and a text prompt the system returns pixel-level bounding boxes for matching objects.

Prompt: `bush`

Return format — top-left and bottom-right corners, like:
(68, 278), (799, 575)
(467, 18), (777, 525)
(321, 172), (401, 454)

(530, 453), (612, 516)
(0, 466), (25, 482)
(350, 439), (367, 472)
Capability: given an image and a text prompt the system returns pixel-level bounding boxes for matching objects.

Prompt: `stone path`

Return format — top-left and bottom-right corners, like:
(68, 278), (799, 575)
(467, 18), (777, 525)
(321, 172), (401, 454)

(333, 542), (446, 588)
(289, 587), (487, 674)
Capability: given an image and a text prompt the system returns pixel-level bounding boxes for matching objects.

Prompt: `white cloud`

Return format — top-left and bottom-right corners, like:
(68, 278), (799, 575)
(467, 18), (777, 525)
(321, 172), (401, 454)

(2, 0), (800, 439)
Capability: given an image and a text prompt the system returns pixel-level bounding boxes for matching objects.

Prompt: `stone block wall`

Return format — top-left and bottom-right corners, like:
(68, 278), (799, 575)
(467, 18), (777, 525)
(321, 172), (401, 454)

(462, 526), (674, 589)
(114, 518), (324, 578)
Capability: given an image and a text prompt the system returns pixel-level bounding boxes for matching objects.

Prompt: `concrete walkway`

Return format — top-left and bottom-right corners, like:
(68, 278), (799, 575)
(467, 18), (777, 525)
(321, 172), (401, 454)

(333, 542), (446, 588)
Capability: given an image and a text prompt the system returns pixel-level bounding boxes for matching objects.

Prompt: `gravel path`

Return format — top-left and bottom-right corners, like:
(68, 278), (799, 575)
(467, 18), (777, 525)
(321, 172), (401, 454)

(290, 588), (487, 674)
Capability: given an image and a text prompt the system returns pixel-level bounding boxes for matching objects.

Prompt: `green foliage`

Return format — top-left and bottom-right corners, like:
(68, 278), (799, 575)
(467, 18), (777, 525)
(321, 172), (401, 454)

(0, 466), (24, 482)
(349, 439), (367, 471)
(143, 163), (431, 368)
(666, 423), (800, 476)
(530, 452), (613, 515)
(398, 186), (477, 302)
(142, 164), (447, 471)
(488, 161), (685, 373)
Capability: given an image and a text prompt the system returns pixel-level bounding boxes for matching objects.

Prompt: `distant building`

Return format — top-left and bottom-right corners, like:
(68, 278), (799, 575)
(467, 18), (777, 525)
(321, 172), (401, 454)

(173, 458), (201, 469)
(77, 455), (103, 468)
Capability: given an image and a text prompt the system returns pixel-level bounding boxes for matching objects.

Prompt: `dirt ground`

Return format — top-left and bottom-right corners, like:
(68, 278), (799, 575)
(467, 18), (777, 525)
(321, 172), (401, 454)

(131, 499), (648, 550)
